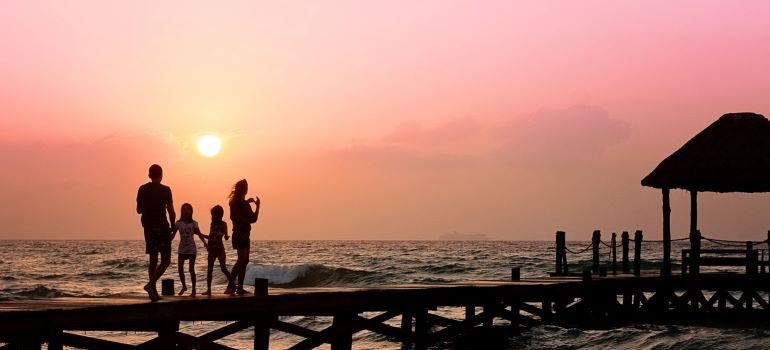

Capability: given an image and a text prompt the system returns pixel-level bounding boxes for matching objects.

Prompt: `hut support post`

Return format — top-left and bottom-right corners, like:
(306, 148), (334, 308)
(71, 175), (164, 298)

(633, 230), (643, 276)
(690, 230), (701, 275)
(662, 189), (672, 276)
(592, 230), (601, 274)
(621, 231), (630, 273)
(689, 191), (700, 275)
(611, 232), (617, 275)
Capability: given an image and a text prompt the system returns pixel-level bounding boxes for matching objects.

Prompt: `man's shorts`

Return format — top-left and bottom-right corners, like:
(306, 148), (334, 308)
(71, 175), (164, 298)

(144, 226), (172, 255)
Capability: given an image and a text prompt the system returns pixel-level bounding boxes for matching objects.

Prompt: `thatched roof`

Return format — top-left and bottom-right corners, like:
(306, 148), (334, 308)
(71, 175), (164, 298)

(641, 112), (770, 193)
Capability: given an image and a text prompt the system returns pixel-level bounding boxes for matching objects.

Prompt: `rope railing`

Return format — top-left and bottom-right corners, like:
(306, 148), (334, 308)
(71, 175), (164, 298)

(554, 230), (770, 277)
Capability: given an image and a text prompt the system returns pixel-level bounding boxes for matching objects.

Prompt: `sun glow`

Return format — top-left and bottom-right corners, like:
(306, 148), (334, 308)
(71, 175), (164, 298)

(196, 134), (222, 157)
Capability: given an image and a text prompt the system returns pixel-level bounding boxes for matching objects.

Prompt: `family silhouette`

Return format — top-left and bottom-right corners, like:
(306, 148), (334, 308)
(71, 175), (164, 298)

(136, 164), (261, 301)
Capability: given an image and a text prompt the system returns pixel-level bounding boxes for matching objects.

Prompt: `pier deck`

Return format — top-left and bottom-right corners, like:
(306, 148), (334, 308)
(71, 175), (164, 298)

(1, 273), (769, 349)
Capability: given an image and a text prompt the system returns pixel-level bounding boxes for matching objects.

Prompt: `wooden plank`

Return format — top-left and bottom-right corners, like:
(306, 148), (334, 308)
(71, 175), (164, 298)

(58, 332), (134, 350)
(174, 333), (238, 350)
(272, 319), (321, 340)
(198, 321), (251, 342)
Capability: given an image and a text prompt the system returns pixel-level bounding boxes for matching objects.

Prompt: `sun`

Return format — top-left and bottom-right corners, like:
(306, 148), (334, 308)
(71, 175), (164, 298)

(196, 134), (222, 157)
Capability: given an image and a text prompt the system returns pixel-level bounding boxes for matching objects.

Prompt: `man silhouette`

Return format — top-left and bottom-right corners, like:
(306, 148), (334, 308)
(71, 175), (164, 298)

(136, 164), (176, 301)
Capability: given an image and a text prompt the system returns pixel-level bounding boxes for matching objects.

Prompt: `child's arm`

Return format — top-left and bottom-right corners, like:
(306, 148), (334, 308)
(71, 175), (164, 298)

(223, 222), (229, 240)
(195, 228), (208, 247)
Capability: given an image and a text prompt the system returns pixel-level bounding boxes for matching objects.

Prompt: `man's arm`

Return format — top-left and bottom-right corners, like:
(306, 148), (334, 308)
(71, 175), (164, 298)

(167, 201), (176, 231)
(136, 188), (143, 214)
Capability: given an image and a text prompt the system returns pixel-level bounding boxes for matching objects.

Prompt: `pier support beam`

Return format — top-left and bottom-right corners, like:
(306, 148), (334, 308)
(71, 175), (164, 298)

(331, 312), (354, 350)
(254, 278), (271, 350)
(662, 188), (672, 276)
(414, 309), (429, 350)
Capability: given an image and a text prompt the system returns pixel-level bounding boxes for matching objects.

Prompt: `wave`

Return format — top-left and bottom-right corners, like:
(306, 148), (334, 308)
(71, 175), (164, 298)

(243, 263), (382, 288)
(101, 258), (143, 269)
(0, 285), (76, 300)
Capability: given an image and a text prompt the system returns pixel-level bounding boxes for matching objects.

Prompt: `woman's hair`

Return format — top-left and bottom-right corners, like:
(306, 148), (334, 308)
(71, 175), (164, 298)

(210, 205), (224, 223)
(180, 203), (193, 222)
(228, 179), (248, 202)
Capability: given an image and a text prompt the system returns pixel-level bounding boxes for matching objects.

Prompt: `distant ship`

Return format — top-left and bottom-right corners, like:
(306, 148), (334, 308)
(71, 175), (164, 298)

(438, 232), (491, 241)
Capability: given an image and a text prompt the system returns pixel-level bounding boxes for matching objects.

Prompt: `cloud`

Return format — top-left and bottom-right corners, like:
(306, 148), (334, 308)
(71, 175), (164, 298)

(329, 105), (630, 169)
(494, 105), (630, 165)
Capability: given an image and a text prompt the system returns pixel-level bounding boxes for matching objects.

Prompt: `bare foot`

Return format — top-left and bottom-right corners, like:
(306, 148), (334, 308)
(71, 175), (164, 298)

(201, 290), (211, 296)
(178, 286), (187, 296)
(191, 289), (196, 297)
(224, 285), (234, 295)
(144, 283), (160, 302)
(236, 289), (251, 295)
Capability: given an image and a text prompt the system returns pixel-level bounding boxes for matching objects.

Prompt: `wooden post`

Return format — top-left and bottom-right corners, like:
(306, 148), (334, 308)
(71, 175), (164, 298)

(464, 306), (474, 326)
(582, 269), (592, 282)
(331, 312), (354, 350)
(634, 230), (643, 276)
(690, 230), (701, 275)
(662, 189), (672, 276)
(747, 241), (756, 275)
(592, 230), (601, 274)
(611, 232), (617, 275)
(414, 309), (428, 350)
(254, 278), (268, 296)
(555, 231), (566, 275)
(762, 231), (770, 272)
(161, 279), (174, 296)
(401, 311), (413, 346)
(511, 267), (520, 281)
(157, 321), (179, 348)
(254, 278), (270, 350)
(483, 304), (494, 328)
(690, 190), (698, 237)
(621, 231), (630, 273)
(48, 330), (63, 350)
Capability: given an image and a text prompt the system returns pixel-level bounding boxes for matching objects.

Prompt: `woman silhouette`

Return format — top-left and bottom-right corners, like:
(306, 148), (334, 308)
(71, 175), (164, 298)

(226, 179), (260, 295)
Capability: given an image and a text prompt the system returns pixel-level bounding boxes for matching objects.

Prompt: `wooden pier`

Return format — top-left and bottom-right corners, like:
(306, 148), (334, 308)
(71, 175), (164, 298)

(2, 271), (770, 350)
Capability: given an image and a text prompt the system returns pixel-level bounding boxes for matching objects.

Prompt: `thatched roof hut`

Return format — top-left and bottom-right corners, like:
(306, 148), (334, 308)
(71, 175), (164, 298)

(642, 112), (770, 193)
(641, 112), (770, 274)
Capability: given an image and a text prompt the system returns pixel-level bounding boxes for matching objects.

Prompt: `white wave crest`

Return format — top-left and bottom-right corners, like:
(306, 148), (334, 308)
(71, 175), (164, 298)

(243, 263), (320, 285)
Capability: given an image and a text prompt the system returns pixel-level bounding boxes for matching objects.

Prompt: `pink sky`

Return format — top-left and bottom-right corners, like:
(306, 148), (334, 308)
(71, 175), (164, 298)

(2, 1), (770, 240)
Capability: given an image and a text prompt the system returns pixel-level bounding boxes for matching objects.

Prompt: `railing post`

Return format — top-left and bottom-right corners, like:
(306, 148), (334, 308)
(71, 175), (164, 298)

(633, 230), (643, 276)
(621, 231), (630, 273)
(611, 232), (617, 275)
(690, 230), (701, 275)
(555, 231), (566, 276)
(592, 230), (601, 274)
(747, 241), (757, 275)
(511, 267), (520, 281)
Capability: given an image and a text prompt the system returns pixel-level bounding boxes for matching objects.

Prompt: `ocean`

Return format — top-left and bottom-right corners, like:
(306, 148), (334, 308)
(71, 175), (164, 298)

(1, 240), (768, 349)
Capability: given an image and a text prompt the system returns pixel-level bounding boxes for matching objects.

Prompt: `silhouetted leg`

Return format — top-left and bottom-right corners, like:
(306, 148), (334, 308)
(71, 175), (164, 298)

(205, 254), (215, 294)
(237, 246), (250, 294)
(219, 251), (233, 287)
(189, 255), (197, 296)
(148, 252), (158, 279)
(178, 256), (187, 295)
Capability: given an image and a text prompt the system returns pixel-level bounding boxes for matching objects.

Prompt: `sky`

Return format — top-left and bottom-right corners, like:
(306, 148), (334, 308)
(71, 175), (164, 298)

(2, 1), (770, 240)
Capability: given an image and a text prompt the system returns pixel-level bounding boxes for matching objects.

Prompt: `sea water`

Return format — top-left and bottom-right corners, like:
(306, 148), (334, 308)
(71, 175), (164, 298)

(0, 240), (768, 349)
